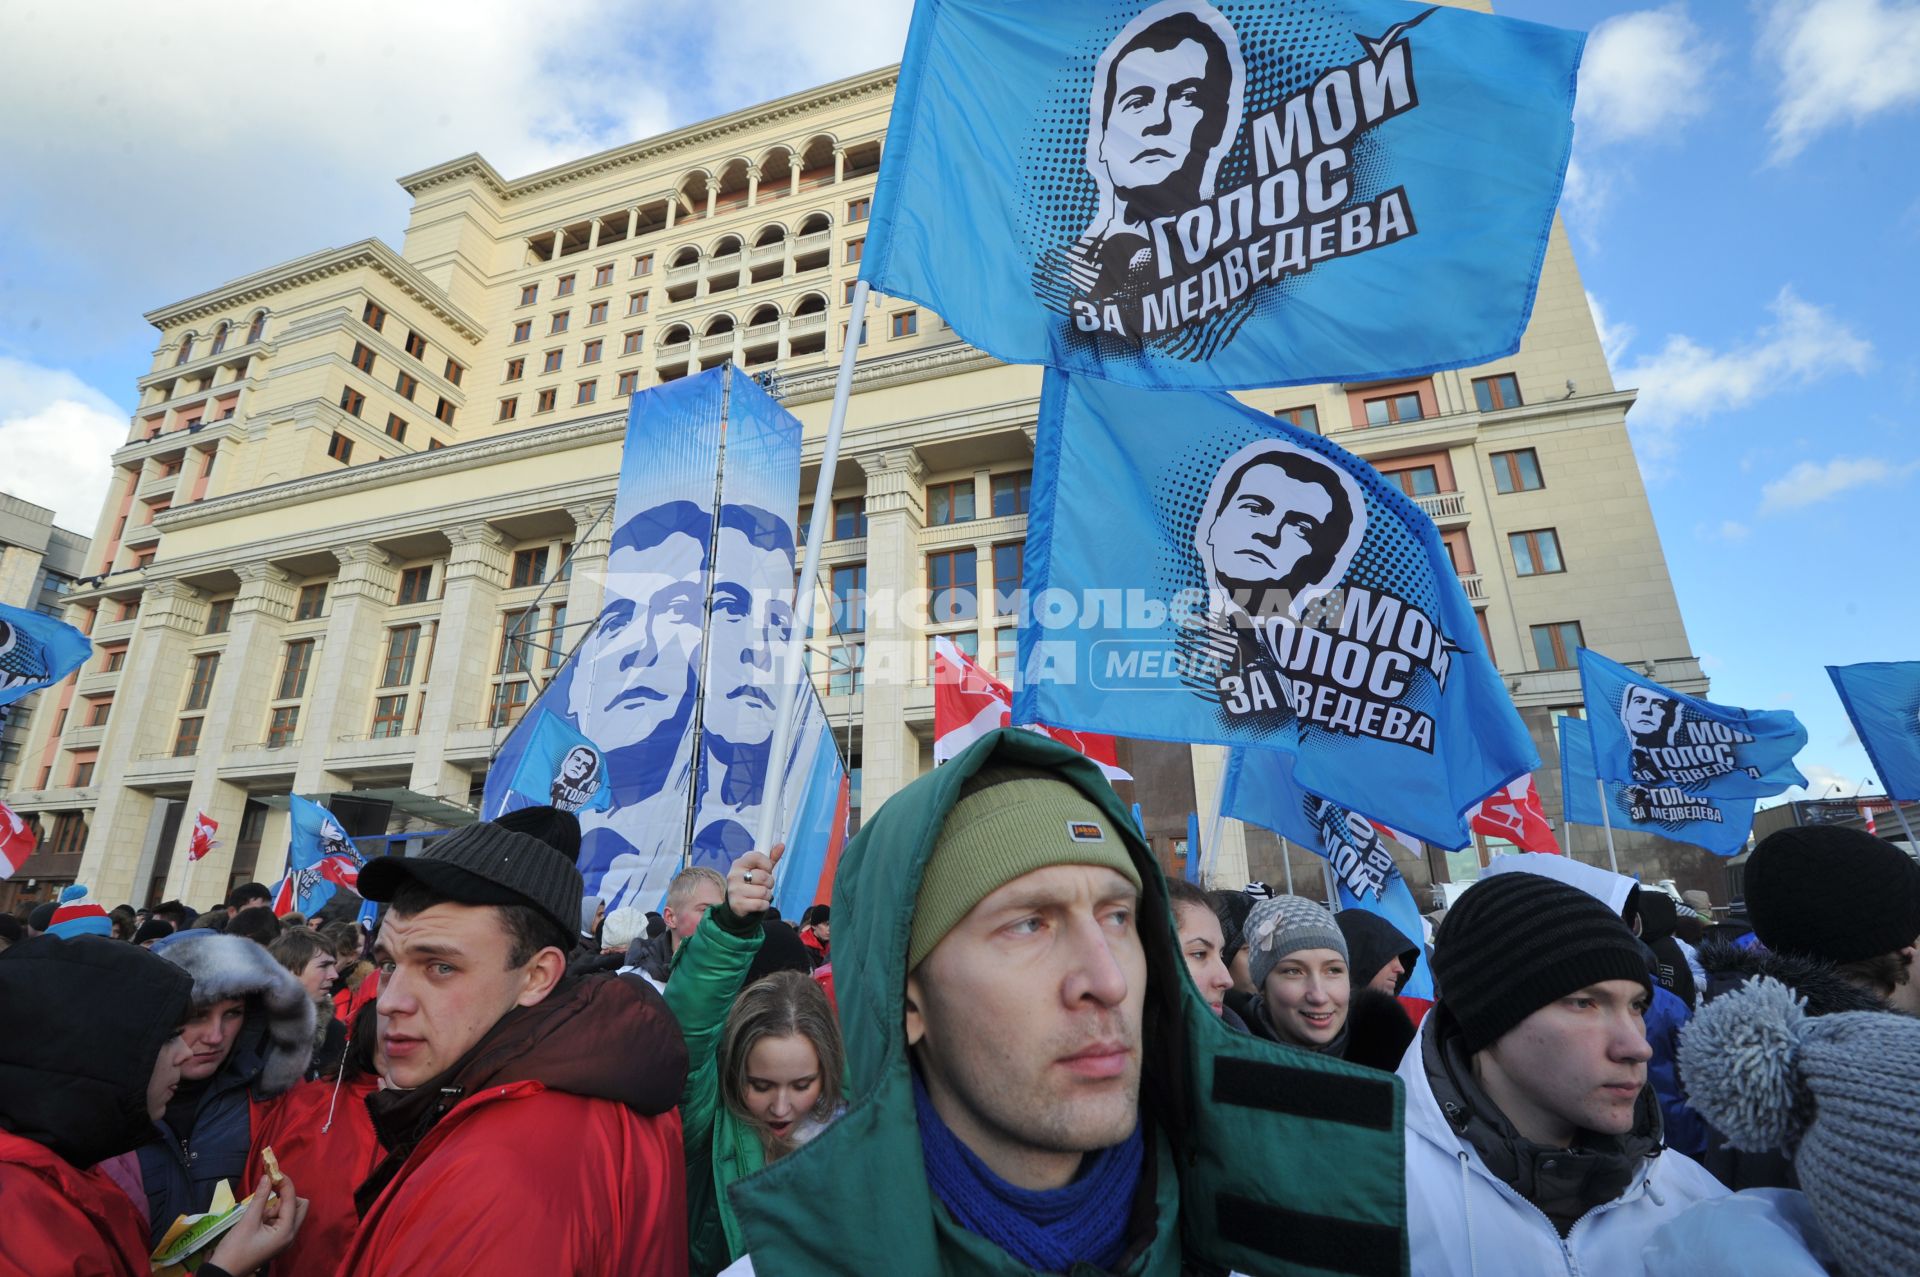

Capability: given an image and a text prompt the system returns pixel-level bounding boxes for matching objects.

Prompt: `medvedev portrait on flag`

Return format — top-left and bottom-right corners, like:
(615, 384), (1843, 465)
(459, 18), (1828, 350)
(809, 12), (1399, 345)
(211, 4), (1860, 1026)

(1198, 437), (1366, 629)
(548, 745), (606, 812)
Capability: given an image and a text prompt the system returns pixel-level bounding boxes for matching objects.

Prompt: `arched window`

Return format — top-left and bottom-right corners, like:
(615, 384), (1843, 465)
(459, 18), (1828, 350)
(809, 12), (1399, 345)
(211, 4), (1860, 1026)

(246, 311), (267, 344)
(209, 323), (229, 356)
(703, 314), (737, 338)
(175, 334), (195, 366)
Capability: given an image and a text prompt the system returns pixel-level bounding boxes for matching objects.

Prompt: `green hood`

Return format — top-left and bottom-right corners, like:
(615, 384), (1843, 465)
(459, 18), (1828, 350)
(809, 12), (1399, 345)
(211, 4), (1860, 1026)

(730, 728), (1408, 1275)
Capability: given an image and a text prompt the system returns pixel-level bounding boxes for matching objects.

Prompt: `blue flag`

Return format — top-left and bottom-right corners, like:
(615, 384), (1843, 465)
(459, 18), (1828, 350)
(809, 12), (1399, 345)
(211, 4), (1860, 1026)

(1828, 662), (1920, 802)
(283, 794), (363, 916)
(1577, 648), (1808, 799)
(496, 709), (615, 817)
(0, 602), (91, 709)
(770, 699), (846, 920)
(1336, 872), (1434, 1002)
(862, 0), (1583, 389)
(1558, 717), (1754, 857)
(1014, 369), (1535, 848)
(1185, 810), (1201, 884)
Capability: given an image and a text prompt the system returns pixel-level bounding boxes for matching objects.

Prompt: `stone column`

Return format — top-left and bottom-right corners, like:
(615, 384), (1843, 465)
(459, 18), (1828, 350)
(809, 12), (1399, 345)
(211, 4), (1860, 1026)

(665, 198), (678, 230)
(833, 148), (846, 183)
(78, 578), (205, 904)
(746, 163), (760, 208)
(292, 545), (399, 793)
(855, 447), (926, 812)
(551, 229), (565, 261)
(789, 166), (801, 198)
(409, 523), (509, 805)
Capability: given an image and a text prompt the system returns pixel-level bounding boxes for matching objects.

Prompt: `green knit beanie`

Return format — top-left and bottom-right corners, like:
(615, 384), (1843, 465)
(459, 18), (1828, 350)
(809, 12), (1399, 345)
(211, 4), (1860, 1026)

(908, 766), (1143, 970)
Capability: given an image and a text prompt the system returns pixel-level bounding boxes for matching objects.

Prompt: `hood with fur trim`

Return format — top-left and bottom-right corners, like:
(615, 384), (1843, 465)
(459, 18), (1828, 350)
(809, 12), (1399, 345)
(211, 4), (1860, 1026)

(1699, 938), (1890, 1017)
(159, 932), (315, 1097)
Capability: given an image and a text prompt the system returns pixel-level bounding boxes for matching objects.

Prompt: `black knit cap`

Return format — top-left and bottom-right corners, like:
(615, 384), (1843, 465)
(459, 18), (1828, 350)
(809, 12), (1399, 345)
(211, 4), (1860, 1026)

(1746, 826), (1920, 963)
(359, 807), (584, 953)
(1433, 872), (1652, 1053)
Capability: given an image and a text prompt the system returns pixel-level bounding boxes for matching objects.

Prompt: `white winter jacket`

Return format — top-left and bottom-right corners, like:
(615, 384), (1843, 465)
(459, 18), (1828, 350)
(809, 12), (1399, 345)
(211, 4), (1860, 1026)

(1399, 1019), (1727, 1276)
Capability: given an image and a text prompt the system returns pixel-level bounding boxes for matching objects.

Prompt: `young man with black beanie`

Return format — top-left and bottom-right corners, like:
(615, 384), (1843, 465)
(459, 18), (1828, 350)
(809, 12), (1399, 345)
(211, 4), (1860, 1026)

(1399, 872), (1724, 1275)
(339, 805), (691, 1277)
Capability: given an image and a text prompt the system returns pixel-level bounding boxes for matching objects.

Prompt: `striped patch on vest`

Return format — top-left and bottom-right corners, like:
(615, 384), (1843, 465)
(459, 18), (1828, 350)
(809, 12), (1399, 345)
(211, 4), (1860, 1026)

(1216, 1192), (1404, 1277)
(1209, 1055), (1397, 1131)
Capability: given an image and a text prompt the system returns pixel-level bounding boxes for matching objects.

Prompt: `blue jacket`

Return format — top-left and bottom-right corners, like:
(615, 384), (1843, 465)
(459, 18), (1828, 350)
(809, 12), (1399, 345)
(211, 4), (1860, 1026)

(137, 1035), (265, 1245)
(1644, 985), (1709, 1158)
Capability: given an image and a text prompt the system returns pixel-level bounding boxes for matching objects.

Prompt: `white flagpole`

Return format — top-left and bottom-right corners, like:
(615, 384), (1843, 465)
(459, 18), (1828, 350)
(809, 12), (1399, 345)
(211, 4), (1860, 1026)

(1321, 860), (1339, 911)
(1203, 808), (1226, 888)
(754, 282), (871, 854)
(1595, 777), (1620, 873)
(1279, 836), (1295, 895)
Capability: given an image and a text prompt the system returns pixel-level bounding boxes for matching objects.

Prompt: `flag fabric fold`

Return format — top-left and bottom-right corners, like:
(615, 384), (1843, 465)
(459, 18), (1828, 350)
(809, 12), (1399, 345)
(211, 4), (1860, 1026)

(0, 602), (91, 709)
(0, 801), (35, 881)
(276, 795), (364, 917)
(1467, 774), (1560, 854)
(1827, 661), (1920, 801)
(187, 812), (219, 862)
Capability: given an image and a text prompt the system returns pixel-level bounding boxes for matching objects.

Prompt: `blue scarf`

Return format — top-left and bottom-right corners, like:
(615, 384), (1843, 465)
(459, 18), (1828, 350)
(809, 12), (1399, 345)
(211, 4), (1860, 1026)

(912, 1070), (1144, 1273)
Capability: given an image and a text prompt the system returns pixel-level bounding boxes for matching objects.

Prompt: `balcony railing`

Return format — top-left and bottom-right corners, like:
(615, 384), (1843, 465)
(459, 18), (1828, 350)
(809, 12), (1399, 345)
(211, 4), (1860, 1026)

(1457, 572), (1486, 601)
(1413, 491), (1468, 520)
(664, 262), (700, 288)
(748, 242), (784, 267)
(787, 312), (826, 337)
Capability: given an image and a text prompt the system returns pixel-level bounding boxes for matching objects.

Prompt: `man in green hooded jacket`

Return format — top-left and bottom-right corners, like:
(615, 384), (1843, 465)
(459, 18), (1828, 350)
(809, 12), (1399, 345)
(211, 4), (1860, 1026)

(721, 728), (1410, 1276)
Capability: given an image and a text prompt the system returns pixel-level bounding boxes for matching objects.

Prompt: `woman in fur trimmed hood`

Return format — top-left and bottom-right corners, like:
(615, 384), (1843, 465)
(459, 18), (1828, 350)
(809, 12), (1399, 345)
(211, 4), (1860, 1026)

(133, 930), (315, 1245)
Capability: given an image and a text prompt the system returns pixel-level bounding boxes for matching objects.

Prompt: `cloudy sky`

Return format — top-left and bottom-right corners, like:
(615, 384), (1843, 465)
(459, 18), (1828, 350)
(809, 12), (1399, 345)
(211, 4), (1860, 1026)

(3, 0), (1915, 808)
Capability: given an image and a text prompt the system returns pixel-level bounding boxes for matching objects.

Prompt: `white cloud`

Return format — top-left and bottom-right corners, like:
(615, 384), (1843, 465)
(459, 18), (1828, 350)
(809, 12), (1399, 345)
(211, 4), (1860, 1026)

(1757, 455), (1920, 513)
(1585, 290), (1635, 367)
(1770, 761), (1867, 806)
(1717, 520), (1751, 541)
(1618, 286), (1872, 456)
(1575, 5), (1718, 145)
(0, 357), (127, 533)
(1761, 0), (1920, 162)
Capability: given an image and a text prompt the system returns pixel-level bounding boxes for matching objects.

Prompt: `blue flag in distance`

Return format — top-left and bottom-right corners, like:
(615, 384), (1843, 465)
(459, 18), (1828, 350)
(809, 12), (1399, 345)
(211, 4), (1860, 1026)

(1558, 717), (1754, 857)
(1827, 661), (1920, 802)
(0, 602), (91, 709)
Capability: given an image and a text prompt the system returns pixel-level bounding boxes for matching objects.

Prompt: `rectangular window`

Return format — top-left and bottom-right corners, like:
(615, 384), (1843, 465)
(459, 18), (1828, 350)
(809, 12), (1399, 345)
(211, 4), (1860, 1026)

(511, 548), (548, 589)
(995, 626), (1020, 675)
(267, 706), (300, 748)
(927, 480), (976, 526)
(628, 291), (649, 316)
(831, 563), (867, 634)
(845, 238), (865, 264)
(185, 652), (220, 710)
(928, 550), (978, 622)
(397, 566), (434, 604)
(362, 301), (386, 331)
(172, 717), (202, 757)
(498, 396), (518, 421)
(537, 388), (557, 413)
(842, 319), (867, 346)
(594, 263), (614, 288)
(556, 274), (575, 297)
(1491, 447), (1545, 494)
(828, 642), (864, 696)
(622, 330), (644, 355)
(1363, 391), (1424, 426)
(277, 639), (315, 698)
(497, 609), (535, 674)
(543, 349), (563, 373)
(381, 625), (420, 687)
(1510, 528), (1565, 577)
(489, 679), (530, 727)
(69, 757), (96, 786)
(294, 583), (327, 621)
(505, 357), (525, 381)
(427, 438), (444, 450)
(1275, 405), (1320, 432)
(843, 279), (859, 306)
(550, 312), (570, 335)
(405, 331), (428, 359)
(1473, 373), (1523, 413)
(520, 283), (539, 306)
(547, 604), (569, 668)
(435, 398), (455, 426)
(513, 320), (532, 344)
(338, 387), (364, 418)
(576, 380), (597, 404)
(1382, 465), (1441, 498)
(86, 697), (113, 727)
(617, 371), (639, 396)
(582, 339), (603, 364)
(327, 431), (354, 462)
(351, 342), (377, 373)
(206, 599), (232, 634)
(385, 413), (408, 441)
(103, 644), (128, 672)
(444, 359), (464, 387)
(633, 253), (653, 276)
(990, 471), (1032, 518)
(1530, 621), (1584, 671)
(833, 496), (867, 540)
(371, 694), (409, 738)
(891, 309), (918, 339)
(847, 196), (871, 222)
(992, 543), (1023, 614)
(588, 301), (608, 325)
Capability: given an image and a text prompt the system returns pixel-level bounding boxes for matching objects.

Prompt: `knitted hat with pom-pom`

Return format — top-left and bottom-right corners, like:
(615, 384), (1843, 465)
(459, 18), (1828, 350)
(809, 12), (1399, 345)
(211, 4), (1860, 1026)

(47, 885), (113, 939)
(1680, 978), (1920, 1276)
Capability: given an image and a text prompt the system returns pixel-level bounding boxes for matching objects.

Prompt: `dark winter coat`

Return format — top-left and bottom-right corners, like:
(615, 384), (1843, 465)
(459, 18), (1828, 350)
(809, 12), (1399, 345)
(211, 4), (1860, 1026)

(1338, 908), (1422, 995)
(136, 933), (314, 1245)
(0, 935), (194, 1276)
(627, 929), (674, 983)
(1232, 984), (1418, 1073)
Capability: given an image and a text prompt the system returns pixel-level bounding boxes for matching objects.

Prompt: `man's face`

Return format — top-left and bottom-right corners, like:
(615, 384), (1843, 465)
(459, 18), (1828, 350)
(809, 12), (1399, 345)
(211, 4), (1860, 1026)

(1260, 948), (1350, 1047)
(1368, 955), (1406, 995)
(299, 950), (340, 1002)
(374, 903), (553, 1089)
(814, 919), (831, 944)
(147, 1031), (193, 1120)
(179, 997), (248, 1081)
(907, 864), (1147, 1189)
(1623, 689), (1666, 737)
(701, 528), (794, 750)
(568, 530), (706, 747)
(1475, 980), (1652, 1145)
(664, 879), (726, 948)
(1206, 463), (1334, 595)
(1102, 39), (1213, 194)
(561, 748), (595, 783)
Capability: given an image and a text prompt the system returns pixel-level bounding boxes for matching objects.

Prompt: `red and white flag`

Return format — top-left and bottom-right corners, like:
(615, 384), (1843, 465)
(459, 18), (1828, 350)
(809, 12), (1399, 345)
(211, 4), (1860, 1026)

(1861, 803), (1879, 836)
(0, 801), (35, 881)
(932, 636), (1130, 781)
(1469, 774), (1561, 854)
(187, 811), (219, 862)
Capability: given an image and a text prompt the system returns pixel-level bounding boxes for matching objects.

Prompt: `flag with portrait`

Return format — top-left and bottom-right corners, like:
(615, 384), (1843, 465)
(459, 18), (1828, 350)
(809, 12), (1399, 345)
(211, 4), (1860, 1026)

(0, 601), (91, 709)
(1558, 716), (1755, 857)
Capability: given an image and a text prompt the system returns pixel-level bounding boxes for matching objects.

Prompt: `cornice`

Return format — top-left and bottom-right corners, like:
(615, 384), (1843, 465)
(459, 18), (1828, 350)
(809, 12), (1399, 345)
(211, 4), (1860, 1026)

(399, 67), (899, 202)
(779, 341), (1003, 405)
(143, 240), (486, 345)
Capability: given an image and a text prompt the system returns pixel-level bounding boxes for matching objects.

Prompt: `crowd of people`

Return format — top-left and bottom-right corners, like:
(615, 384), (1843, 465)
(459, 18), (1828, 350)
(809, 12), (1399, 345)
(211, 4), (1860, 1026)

(2, 726), (1917, 1276)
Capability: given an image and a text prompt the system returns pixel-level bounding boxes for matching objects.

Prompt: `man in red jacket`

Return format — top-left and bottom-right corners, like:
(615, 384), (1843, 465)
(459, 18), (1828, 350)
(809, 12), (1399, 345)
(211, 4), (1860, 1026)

(345, 807), (691, 1277)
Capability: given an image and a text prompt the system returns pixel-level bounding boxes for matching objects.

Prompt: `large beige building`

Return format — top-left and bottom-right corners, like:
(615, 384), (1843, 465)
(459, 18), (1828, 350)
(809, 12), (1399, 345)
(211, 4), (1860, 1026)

(7, 61), (1710, 912)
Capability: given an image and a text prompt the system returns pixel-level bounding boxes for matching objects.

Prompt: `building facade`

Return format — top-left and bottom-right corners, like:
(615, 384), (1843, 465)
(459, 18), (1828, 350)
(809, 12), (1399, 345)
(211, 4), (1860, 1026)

(7, 62), (1710, 912)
